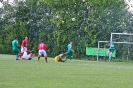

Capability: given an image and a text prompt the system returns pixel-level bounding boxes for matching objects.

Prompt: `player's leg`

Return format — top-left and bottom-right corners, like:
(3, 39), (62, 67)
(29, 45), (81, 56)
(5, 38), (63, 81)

(69, 56), (72, 60)
(43, 50), (48, 62)
(15, 48), (20, 60)
(69, 51), (73, 60)
(24, 47), (27, 51)
(20, 47), (27, 59)
(21, 52), (24, 60)
(29, 53), (35, 60)
(108, 49), (111, 61)
(110, 49), (114, 61)
(60, 57), (66, 62)
(109, 52), (112, 61)
(38, 50), (42, 62)
(67, 50), (73, 60)
(66, 55), (70, 60)
(59, 54), (67, 62)
(66, 50), (70, 60)
(29, 58), (32, 60)
(20, 47), (24, 58)
(63, 55), (67, 61)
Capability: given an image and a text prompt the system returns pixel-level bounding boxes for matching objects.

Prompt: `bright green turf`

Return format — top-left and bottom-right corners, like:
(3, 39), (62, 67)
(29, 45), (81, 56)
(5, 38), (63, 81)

(0, 54), (133, 88)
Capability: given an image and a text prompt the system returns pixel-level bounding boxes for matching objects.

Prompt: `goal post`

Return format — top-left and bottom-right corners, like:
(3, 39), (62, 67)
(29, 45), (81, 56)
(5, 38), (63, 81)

(97, 41), (108, 61)
(110, 33), (133, 42)
(97, 33), (133, 61)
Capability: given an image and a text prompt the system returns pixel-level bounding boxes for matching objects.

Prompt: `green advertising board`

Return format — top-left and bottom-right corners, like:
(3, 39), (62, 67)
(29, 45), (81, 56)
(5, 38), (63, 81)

(86, 47), (116, 57)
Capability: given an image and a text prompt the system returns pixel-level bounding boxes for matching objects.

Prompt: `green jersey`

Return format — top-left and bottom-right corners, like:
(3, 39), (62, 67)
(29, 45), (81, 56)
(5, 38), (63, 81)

(67, 44), (73, 57)
(12, 40), (18, 49)
(67, 44), (72, 51)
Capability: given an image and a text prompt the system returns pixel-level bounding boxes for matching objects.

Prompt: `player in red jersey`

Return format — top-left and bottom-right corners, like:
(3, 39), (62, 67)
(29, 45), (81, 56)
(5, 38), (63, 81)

(20, 36), (28, 58)
(22, 50), (34, 60)
(38, 41), (48, 62)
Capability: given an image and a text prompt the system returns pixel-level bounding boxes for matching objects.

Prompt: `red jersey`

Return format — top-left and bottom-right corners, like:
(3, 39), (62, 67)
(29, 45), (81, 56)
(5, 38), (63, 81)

(38, 43), (48, 50)
(21, 39), (28, 47)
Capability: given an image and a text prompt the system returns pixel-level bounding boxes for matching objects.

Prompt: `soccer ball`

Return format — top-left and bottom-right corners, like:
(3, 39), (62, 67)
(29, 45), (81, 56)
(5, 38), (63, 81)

(72, 18), (76, 21)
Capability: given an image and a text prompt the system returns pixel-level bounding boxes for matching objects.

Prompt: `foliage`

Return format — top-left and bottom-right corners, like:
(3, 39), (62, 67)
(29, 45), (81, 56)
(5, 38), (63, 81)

(0, 1), (30, 54)
(0, 0), (133, 59)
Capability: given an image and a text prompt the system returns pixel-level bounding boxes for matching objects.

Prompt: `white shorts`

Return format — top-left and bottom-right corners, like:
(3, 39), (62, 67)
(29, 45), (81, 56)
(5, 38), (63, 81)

(22, 54), (31, 60)
(21, 47), (27, 53)
(38, 50), (47, 56)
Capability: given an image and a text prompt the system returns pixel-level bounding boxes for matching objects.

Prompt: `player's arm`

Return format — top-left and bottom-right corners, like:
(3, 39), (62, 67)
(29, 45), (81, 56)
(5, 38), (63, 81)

(44, 44), (48, 50)
(38, 45), (40, 50)
(69, 45), (74, 52)
(71, 48), (74, 52)
(26, 50), (33, 54)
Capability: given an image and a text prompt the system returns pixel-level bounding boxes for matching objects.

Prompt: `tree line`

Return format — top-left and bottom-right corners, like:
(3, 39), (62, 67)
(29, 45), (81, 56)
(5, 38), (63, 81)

(0, 0), (133, 60)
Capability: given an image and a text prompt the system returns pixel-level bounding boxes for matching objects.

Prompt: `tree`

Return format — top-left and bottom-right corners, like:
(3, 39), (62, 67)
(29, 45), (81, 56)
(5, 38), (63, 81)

(0, 0), (31, 54)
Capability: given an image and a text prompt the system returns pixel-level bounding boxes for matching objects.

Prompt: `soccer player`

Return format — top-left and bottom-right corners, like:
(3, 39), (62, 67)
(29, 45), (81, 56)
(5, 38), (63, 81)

(66, 41), (74, 61)
(54, 53), (67, 62)
(12, 37), (20, 60)
(106, 41), (115, 61)
(20, 36), (28, 58)
(22, 50), (34, 60)
(38, 41), (48, 62)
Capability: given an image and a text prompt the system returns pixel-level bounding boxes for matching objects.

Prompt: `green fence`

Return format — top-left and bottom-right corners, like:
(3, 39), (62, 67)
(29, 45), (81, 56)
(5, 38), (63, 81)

(86, 47), (116, 57)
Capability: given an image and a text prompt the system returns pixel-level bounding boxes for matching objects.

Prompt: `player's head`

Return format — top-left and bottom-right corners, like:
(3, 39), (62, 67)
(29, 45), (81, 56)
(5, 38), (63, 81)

(107, 41), (110, 44)
(70, 41), (73, 44)
(40, 40), (44, 43)
(106, 41), (110, 45)
(15, 37), (18, 40)
(25, 36), (28, 40)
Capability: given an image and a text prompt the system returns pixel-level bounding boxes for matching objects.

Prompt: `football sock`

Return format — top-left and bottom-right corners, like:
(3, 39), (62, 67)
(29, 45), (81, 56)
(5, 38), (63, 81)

(109, 55), (111, 61)
(70, 56), (73, 60)
(20, 53), (23, 58)
(38, 56), (40, 61)
(16, 54), (20, 60)
(45, 57), (48, 62)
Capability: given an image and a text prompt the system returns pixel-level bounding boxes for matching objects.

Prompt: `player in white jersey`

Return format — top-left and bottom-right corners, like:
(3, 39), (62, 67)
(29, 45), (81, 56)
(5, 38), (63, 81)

(22, 50), (34, 60)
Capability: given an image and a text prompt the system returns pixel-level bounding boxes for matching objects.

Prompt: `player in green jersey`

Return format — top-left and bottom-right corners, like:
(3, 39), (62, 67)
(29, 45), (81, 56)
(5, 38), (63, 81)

(66, 41), (74, 61)
(12, 37), (20, 60)
(106, 41), (116, 61)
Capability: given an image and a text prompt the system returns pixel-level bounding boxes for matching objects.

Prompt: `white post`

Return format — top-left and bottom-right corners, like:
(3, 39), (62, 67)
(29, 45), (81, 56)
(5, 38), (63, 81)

(97, 33), (133, 61)
(110, 33), (113, 42)
(97, 41), (109, 61)
(97, 41), (99, 61)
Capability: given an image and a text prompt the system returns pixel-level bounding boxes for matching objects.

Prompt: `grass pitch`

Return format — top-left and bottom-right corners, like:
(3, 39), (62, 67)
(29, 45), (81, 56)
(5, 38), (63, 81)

(0, 54), (133, 88)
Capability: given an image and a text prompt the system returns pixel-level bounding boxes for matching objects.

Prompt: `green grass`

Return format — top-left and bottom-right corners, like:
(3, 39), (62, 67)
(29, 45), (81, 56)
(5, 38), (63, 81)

(0, 54), (133, 88)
